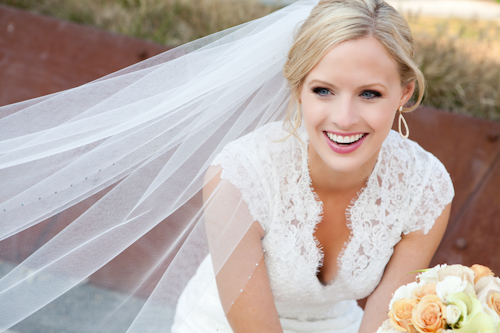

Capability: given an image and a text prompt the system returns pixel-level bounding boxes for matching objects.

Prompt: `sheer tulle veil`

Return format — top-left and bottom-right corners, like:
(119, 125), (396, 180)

(0, 0), (320, 331)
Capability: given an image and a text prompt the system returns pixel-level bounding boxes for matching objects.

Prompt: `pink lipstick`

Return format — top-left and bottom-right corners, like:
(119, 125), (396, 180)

(323, 131), (367, 154)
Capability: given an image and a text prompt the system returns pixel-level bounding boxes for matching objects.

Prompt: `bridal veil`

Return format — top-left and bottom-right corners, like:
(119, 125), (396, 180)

(0, 0), (320, 331)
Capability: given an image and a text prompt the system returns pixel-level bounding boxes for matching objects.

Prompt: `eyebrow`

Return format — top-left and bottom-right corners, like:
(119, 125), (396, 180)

(307, 79), (388, 91)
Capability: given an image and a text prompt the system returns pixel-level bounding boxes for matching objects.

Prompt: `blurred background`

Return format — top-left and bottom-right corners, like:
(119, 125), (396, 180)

(0, 1), (499, 332)
(1, 0), (499, 120)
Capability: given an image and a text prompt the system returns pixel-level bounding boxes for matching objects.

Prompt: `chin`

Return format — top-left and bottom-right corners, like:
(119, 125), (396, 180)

(315, 137), (382, 175)
(323, 156), (372, 174)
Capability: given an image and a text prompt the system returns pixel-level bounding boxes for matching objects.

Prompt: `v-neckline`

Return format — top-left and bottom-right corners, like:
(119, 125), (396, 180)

(299, 128), (383, 288)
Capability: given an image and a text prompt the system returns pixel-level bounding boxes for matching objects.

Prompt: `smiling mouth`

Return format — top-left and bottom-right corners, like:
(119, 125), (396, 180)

(325, 132), (367, 146)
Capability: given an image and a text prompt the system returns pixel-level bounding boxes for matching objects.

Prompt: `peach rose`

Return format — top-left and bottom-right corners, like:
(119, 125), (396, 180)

(389, 298), (418, 333)
(411, 295), (446, 333)
(412, 284), (437, 301)
(487, 291), (500, 316)
(471, 264), (494, 284)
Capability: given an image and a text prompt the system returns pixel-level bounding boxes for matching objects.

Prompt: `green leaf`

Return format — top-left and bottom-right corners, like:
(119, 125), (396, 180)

(408, 269), (430, 274)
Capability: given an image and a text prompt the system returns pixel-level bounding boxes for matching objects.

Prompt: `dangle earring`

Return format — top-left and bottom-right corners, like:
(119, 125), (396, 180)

(398, 106), (409, 139)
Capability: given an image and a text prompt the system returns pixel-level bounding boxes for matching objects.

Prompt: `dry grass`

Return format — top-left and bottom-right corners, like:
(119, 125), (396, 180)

(1, 0), (500, 120)
(407, 16), (500, 120)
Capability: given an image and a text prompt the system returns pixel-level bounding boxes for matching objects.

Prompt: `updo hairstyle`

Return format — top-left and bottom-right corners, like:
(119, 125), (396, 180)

(282, 0), (426, 136)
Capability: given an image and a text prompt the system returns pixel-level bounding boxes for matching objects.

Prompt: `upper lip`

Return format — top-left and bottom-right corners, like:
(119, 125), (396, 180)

(323, 131), (367, 136)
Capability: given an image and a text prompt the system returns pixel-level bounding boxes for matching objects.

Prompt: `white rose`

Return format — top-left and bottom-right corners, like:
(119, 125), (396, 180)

(446, 304), (462, 325)
(476, 276), (500, 327)
(389, 281), (424, 310)
(436, 276), (468, 303)
(418, 264), (446, 284)
(476, 276), (500, 301)
(438, 264), (475, 285)
(376, 319), (401, 333)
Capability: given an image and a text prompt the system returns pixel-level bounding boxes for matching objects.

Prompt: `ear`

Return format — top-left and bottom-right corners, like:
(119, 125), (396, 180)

(399, 80), (416, 106)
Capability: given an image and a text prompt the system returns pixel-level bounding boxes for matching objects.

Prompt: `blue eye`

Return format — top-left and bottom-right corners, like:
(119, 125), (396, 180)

(312, 87), (331, 97)
(360, 90), (382, 99)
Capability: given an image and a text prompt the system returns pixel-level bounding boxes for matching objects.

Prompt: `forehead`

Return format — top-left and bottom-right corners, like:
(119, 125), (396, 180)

(306, 36), (401, 87)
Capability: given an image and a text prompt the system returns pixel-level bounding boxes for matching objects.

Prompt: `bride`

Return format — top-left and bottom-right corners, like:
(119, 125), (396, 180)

(0, 0), (453, 332)
(171, 1), (454, 332)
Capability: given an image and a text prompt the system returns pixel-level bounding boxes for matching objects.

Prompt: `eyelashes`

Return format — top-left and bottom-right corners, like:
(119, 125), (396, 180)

(312, 87), (331, 97)
(360, 90), (382, 99)
(311, 87), (382, 99)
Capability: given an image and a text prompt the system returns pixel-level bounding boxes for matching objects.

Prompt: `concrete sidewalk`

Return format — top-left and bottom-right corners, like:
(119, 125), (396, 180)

(262, 0), (500, 20)
(386, 0), (500, 20)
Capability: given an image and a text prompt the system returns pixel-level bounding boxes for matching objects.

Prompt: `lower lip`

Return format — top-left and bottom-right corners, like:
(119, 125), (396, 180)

(323, 132), (367, 154)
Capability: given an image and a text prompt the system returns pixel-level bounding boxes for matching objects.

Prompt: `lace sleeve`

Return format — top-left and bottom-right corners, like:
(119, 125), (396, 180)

(211, 140), (271, 230)
(403, 154), (455, 235)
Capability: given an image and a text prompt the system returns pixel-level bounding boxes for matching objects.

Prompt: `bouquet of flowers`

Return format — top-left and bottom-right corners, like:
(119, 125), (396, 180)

(377, 264), (500, 333)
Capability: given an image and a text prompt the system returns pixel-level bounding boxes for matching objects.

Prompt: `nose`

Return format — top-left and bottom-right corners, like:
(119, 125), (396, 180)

(330, 97), (359, 130)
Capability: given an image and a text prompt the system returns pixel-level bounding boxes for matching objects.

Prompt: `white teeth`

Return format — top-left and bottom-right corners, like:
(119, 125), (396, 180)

(326, 132), (364, 144)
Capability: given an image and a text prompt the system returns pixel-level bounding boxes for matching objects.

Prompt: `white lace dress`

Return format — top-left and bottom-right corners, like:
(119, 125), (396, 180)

(171, 122), (454, 333)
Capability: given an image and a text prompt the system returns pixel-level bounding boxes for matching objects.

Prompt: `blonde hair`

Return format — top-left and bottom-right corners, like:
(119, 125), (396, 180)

(282, 0), (426, 137)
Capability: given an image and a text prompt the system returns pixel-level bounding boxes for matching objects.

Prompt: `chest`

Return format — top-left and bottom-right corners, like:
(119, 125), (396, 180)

(313, 194), (354, 285)
(261, 175), (405, 306)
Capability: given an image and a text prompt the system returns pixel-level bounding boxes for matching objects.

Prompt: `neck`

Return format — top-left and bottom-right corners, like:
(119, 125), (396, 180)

(307, 146), (380, 195)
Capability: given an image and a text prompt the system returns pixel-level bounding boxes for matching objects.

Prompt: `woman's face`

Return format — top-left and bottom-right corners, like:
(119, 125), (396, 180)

(300, 36), (415, 175)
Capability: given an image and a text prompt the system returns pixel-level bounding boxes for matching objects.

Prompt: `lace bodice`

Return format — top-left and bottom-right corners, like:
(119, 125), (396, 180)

(211, 122), (454, 322)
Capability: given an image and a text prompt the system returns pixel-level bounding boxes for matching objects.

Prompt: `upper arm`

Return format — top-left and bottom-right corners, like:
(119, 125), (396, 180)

(203, 165), (283, 333)
(359, 152), (454, 332)
(358, 202), (452, 333)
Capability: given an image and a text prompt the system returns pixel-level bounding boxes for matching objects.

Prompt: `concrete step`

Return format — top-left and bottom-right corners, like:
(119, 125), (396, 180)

(0, 261), (175, 333)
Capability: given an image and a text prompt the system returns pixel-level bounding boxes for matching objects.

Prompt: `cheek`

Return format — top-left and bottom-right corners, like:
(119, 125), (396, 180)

(362, 86), (402, 130)
(302, 108), (322, 128)
(363, 107), (397, 132)
(301, 98), (328, 127)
